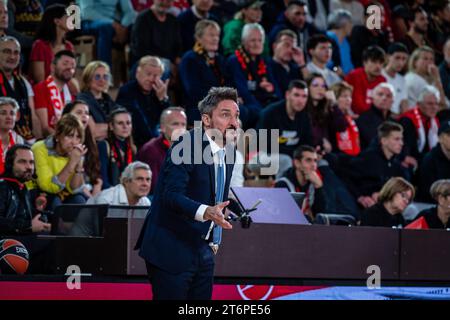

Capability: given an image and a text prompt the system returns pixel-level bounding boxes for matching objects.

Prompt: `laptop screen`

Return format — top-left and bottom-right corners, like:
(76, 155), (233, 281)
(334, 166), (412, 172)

(231, 187), (310, 225)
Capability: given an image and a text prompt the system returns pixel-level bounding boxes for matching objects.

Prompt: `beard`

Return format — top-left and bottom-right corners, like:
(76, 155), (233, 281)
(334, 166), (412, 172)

(15, 170), (33, 182)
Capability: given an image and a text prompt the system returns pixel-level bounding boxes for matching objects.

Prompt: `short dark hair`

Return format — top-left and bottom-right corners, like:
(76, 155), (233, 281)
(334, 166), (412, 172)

(198, 87), (238, 115)
(3, 144), (32, 177)
(62, 100), (90, 115)
(274, 29), (297, 44)
(287, 0), (307, 10)
(377, 121), (403, 140)
(387, 42), (409, 55)
(52, 50), (76, 65)
(362, 45), (385, 63)
(410, 6), (427, 22)
(293, 145), (316, 160)
(287, 79), (307, 91)
(306, 34), (331, 53)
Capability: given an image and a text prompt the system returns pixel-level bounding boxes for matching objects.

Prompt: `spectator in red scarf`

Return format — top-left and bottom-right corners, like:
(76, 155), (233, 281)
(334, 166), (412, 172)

(331, 81), (360, 156)
(97, 108), (136, 189)
(225, 22), (278, 128)
(33, 50), (75, 137)
(0, 97), (24, 175)
(137, 107), (187, 193)
(399, 85), (441, 162)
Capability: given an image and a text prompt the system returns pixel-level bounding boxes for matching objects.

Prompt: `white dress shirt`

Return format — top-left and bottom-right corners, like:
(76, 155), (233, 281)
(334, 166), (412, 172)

(87, 184), (151, 206)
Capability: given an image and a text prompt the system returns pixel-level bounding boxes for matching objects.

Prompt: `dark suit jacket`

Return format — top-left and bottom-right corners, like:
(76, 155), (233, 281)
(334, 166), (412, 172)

(136, 128), (235, 273)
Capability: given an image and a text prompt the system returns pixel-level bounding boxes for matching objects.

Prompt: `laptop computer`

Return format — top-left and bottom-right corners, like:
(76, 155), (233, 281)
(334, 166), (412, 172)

(230, 187), (310, 225)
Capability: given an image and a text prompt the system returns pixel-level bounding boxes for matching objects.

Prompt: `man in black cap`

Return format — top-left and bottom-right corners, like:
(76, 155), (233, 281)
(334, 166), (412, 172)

(417, 119), (450, 202)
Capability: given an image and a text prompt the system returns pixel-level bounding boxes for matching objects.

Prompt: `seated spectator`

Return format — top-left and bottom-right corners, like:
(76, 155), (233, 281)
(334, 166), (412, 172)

(221, 0), (267, 57)
(98, 108), (136, 189)
(31, 114), (88, 211)
(275, 145), (327, 220)
(0, 144), (56, 273)
(80, 0), (136, 67)
(306, 0), (330, 32)
(326, 9), (354, 76)
(88, 161), (151, 206)
(179, 19), (226, 124)
(414, 179), (450, 229)
(382, 42), (410, 115)
(349, 2), (392, 68)
(34, 50), (75, 137)
(0, 144), (51, 235)
(305, 73), (347, 152)
(256, 80), (312, 158)
(344, 121), (409, 209)
(329, 0), (364, 26)
(405, 46), (447, 109)
(0, 97), (24, 175)
(390, 4), (410, 41)
(360, 177), (414, 227)
(417, 120), (450, 202)
(345, 45), (387, 115)
(268, 0), (321, 50)
(439, 39), (450, 105)
(177, 0), (218, 53)
(399, 85), (441, 162)
(356, 83), (395, 150)
(62, 101), (102, 197)
(77, 61), (118, 141)
(226, 23), (278, 128)
(130, 0), (183, 68)
(400, 7), (437, 58)
(0, 0), (33, 58)
(117, 56), (169, 148)
(428, 1), (450, 57)
(331, 81), (360, 156)
(269, 29), (307, 96)
(29, 4), (75, 86)
(137, 107), (187, 193)
(0, 36), (38, 143)
(306, 34), (341, 87)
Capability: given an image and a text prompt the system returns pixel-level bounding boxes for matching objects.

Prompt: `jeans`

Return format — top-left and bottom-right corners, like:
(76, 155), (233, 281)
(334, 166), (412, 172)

(82, 20), (115, 67)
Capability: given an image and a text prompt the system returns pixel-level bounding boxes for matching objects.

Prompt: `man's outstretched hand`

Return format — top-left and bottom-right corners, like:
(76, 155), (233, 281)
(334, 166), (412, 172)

(204, 201), (232, 229)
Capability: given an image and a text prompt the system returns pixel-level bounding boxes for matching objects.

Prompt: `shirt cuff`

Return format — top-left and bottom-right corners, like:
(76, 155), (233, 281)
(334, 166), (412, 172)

(51, 175), (66, 191)
(195, 204), (208, 222)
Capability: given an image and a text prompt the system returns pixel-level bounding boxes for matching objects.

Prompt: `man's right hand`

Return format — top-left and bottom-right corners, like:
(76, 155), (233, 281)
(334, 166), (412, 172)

(31, 214), (51, 233)
(204, 201), (232, 229)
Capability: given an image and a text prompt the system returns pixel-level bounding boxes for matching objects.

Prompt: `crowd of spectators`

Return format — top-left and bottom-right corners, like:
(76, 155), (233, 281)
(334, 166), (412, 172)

(1, 0), (450, 243)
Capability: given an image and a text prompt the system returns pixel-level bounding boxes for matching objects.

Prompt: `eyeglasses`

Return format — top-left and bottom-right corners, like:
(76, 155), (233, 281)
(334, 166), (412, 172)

(399, 191), (412, 204)
(93, 74), (110, 81)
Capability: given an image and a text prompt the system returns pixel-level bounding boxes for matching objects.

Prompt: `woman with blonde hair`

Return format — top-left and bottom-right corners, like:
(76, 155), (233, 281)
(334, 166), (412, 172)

(404, 46), (446, 109)
(360, 177), (415, 227)
(76, 61), (118, 141)
(32, 114), (88, 210)
(414, 179), (450, 229)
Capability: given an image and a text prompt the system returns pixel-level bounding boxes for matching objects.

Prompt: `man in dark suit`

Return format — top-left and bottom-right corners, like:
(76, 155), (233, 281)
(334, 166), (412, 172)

(136, 87), (239, 300)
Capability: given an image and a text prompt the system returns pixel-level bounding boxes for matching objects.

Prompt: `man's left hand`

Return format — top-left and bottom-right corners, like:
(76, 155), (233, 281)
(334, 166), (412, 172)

(204, 201), (232, 229)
